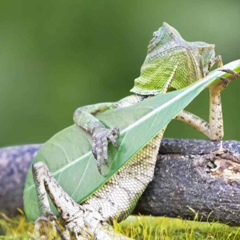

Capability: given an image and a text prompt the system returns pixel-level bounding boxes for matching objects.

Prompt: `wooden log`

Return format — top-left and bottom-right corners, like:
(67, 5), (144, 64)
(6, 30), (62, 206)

(0, 144), (41, 216)
(0, 140), (240, 225)
(134, 140), (240, 226)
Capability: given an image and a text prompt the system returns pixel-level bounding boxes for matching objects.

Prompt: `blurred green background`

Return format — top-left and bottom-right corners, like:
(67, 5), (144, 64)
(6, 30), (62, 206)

(0, 0), (239, 147)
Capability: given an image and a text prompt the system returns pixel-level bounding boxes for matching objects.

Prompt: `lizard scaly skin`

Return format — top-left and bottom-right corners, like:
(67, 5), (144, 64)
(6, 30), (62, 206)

(32, 23), (239, 239)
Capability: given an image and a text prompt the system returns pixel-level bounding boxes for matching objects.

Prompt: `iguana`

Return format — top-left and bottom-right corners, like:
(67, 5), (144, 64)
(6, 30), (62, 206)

(32, 22), (239, 239)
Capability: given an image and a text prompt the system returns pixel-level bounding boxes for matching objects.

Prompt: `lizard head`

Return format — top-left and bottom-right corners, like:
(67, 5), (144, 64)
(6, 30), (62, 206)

(189, 41), (216, 76)
(130, 23), (217, 96)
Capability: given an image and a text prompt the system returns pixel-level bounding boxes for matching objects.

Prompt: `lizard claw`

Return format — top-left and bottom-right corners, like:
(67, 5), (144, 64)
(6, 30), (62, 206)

(92, 126), (120, 173)
(109, 127), (120, 149)
(210, 68), (239, 95)
(219, 77), (229, 88)
(220, 69), (240, 78)
(219, 68), (240, 85)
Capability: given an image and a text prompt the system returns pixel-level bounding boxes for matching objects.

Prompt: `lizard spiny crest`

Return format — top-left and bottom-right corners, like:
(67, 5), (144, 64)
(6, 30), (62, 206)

(130, 22), (216, 95)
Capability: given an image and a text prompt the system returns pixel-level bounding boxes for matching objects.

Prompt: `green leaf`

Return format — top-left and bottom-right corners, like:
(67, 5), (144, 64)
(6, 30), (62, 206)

(24, 60), (240, 220)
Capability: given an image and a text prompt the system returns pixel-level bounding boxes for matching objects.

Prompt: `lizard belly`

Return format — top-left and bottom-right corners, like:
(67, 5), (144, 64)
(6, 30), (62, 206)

(83, 131), (164, 222)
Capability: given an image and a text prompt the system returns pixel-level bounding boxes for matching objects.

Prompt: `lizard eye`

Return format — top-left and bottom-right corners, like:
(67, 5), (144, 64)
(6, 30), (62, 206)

(208, 61), (212, 71)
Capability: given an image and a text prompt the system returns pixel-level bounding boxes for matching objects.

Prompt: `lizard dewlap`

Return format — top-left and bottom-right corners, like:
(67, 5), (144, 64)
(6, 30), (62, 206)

(130, 22), (216, 95)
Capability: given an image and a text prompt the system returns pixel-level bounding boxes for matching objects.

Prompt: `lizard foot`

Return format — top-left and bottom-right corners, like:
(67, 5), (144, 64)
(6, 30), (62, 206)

(219, 68), (239, 89)
(220, 68), (240, 79)
(92, 126), (120, 173)
(210, 68), (239, 95)
(34, 214), (69, 240)
(62, 217), (133, 240)
(62, 206), (133, 240)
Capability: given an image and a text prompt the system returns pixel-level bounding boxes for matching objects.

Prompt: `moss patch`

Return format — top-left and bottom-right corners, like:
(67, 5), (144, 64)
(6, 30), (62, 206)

(0, 212), (239, 239)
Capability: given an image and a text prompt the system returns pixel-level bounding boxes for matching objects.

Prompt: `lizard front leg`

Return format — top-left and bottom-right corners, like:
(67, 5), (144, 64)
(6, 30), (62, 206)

(73, 102), (119, 173)
(175, 82), (224, 141)
(176, 63), (239, 141)
(73, 95), (143, 173)
(176, 71), (240, 170)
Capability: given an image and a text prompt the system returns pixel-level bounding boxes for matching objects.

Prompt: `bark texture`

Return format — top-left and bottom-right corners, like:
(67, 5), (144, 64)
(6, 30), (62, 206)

(0, 140), (240, 225)
(134, 140), (240, 226)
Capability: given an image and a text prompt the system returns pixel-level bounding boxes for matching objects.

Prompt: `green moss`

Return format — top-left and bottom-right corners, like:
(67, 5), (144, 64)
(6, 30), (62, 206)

(0, 213), (239, 240)
(0, 211), (33, 239)
(118, 216), (240, 240)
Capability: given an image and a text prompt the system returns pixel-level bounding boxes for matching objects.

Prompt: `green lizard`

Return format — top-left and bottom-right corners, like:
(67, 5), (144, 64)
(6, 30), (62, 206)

(32, 22), (239, 239)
